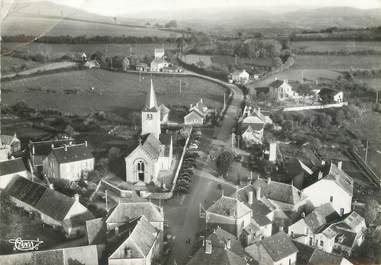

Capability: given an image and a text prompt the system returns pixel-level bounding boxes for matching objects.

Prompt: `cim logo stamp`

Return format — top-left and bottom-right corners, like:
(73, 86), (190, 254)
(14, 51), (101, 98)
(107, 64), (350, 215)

(9, 238), (44, 251)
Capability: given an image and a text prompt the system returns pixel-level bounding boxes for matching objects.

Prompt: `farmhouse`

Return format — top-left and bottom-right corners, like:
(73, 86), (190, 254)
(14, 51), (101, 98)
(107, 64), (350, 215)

(29, 138), (74, 175)
(0, 245), (99, 265)
(319, 88), (344, 103)
(125, 80), (173, 185)
(184, 98), (208, 125)
(302, 162), (353, 215)
(269, 79), (299, 101)
(43, 142), (94, 182)
(231, 69), (250, 84)
(186, 227), (246, 265)
(136, 63), (149, 72)
(245, 231), (298, 265)
(5, 176), (94, 238)
(0, 158), (29, 189)
(240, 107), (272, 146)
(150, 48), (169, 72)
(0, 133), (21, 160)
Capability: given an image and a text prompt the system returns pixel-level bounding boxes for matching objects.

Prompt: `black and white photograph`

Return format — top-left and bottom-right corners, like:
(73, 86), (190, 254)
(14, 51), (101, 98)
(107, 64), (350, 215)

(0, 0), (381, 264)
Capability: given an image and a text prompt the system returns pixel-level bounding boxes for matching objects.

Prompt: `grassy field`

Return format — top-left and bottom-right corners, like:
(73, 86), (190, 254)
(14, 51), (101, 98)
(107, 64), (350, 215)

(292, 41), (381, 53)
(2, 42), (178, 60)
(2, 16), (179, 38)
(293, 54), (381, 70)
(2, 69), (226, 117)
(357, 78), (381, 91)
(1, 55), (44, 74)
(180, 54), (273, 68)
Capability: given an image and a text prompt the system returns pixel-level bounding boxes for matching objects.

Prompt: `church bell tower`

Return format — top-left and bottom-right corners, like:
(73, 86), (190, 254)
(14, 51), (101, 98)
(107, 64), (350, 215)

(141, 80), (161, 139)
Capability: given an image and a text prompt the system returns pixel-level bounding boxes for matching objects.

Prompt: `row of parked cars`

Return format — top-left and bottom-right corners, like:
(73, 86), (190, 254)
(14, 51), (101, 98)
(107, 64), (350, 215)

(174, 129), (202, 194)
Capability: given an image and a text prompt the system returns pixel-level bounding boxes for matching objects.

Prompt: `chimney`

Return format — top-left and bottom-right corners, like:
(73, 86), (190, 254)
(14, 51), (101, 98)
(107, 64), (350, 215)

(64, 145), (67, 151)
(318, 171), (323, 180)
(69, 141), (72, 146)
(321, 160), (326, 166)
(124, 247), (132, 258)
(267, 177), (271, 184)
(114, 226), (119, 235)
(49, 183), (54, 190)
(247, 191), (254, 205)
(51, 143), (54, 149)
(275, 77), (278, 80)
(85, 141), (88, 147)
(337, 161), (342, 170)
(301, 212), (305, 218)
(256, 187), (261, 201)
(225, 239), (231, 250)
(32, 145), (35, 155)
(74, 194), (79, 202)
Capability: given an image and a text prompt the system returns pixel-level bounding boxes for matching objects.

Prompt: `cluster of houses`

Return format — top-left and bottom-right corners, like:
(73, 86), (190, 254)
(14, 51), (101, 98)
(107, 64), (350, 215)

(198, 160), (366, 265)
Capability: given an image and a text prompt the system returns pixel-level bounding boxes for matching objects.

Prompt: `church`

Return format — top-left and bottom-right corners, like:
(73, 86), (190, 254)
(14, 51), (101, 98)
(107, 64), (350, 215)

(125, 80), (173, 185)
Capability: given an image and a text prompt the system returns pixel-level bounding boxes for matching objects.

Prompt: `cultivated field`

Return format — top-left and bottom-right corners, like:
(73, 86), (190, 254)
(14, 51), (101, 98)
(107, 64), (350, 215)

(293, 54), (381, 70)
(2, 42), (177, 60)
(0, 55), (44, 74)
(2, 69), (226, 117)
(292, 41), (381, 53)
(2, 16), (179, 38)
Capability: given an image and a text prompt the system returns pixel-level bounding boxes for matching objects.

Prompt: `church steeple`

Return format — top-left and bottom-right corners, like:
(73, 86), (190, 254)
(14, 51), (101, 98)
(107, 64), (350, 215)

(145, 79), (158, 110)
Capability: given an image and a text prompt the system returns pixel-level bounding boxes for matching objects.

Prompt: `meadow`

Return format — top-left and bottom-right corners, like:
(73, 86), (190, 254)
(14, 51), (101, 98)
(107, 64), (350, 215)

(293, 54), (381, 70)
(2, 16), (179, 38)
(1, 69), (226, 117)
(292, 41), (381, 54)
(2, 42), (178, 60)
(1, 55), (44, 74)
(180, 54), (273, 68)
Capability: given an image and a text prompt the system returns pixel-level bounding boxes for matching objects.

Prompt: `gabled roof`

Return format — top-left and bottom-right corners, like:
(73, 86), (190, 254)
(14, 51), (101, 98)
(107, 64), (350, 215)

(336, 211), (365, 231)
(259, 231), (298, 262)
(242, 124), (264, 134)
(0, 134), (20, 145)
(50, 143), (93, 164)
(86, 218), (107, 245)
(139, 133), (162, 160)
(5, 176), (89, 222)
(186, 109), (205, 120)
(206, 196), (251, 218)
(159, 104), (170, 114)
(109, 216), (159, 259)
(242, 115), (265, 125)
(269, 79), (284, 88)
(186, 245), (246, 265)
(285, 158), (313, 177)
(304, 203), (340, 233)
(0, 158), (27, 176)
(252, 179), (306, 205)
(232, 185), (274, 216)
(107, 201), (164, 224)
(207, 227), (244, 255)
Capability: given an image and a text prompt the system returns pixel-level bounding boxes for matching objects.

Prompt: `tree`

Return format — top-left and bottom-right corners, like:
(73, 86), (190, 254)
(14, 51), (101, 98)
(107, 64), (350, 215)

(215, 151), (234, 178)
(165, 20), (177, 28)
(364, 199), (379, 225)
(335, 109), (345, 125)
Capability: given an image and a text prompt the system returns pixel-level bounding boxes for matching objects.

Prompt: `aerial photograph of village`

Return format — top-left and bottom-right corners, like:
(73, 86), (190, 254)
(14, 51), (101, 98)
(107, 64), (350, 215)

(0, 0), (381, 264)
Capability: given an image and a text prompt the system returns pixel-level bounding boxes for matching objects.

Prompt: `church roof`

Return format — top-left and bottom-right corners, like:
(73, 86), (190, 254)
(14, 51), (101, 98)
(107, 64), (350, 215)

(140, 133), (161, 160)
(144, 80), (159, 111)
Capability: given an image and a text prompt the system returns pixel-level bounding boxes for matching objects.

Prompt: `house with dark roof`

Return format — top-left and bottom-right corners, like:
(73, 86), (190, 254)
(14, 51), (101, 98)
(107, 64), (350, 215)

(0, 245), (99, 265)
(231, 69), (250, 84)
(186, 227), (247, 265)
(302, 162), (353, 215)
(125, 80), (173, 185)
(206, 195), (252, 237)
(5, 176), (94, 238)
(0, 158), (29, 189)
(245, 231), (298, 265)
(288, 203), (340, 253)
(231, 185), (276, 246)
(108, 216), (162, 265)
(43, 142), (94, 181)
(293, 241), (353, 265)
(28, 138), (74, 174)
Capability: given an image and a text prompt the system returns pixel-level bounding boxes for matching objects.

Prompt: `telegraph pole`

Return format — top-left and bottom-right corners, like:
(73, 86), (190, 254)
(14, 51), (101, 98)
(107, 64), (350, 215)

(365, 140), (369, 164)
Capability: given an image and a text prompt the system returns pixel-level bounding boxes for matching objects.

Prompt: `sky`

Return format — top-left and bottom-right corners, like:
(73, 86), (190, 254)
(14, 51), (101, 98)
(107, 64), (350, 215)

(8, 0), (381, 16)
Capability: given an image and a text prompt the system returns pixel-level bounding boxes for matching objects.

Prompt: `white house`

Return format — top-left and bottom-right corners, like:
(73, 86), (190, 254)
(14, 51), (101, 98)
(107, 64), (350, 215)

(185, 99), (208, 125)
(245, 231), (298, 265)
(240, 107), (272, 146)
(268, 79), (299, 101)
(232, 69), (250, 84)
(125, 80), (173, 185)
(43, 142), (94, 182)
(205, 195), (252, 237)
(302, 162), (353, 216)
(0, 133), (21, 161)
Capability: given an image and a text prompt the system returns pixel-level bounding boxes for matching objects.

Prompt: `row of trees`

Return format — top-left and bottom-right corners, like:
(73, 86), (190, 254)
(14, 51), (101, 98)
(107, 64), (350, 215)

(2, 34), (189, 44)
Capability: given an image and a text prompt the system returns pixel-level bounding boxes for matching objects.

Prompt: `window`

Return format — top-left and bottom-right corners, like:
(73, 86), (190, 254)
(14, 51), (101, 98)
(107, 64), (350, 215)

(291, 231), (294, 238)
(146, 113), (153, 120)
(340, 208), (344, 216)
(309, 237), (313, 246)
(330, 196), (333, 202)
(320, 240), (324, 247)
